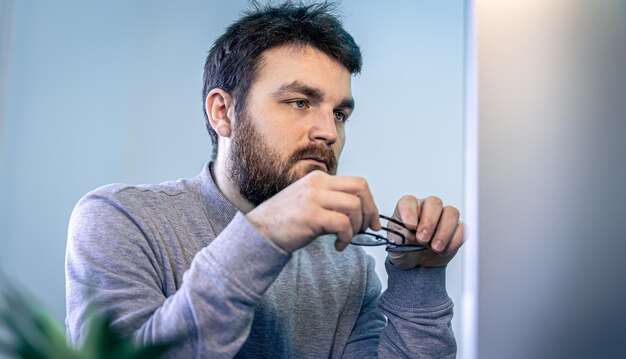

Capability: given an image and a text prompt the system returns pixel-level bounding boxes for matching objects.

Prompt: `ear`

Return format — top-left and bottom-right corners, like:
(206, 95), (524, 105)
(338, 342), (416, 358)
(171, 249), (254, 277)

(205, 88), (234, 138)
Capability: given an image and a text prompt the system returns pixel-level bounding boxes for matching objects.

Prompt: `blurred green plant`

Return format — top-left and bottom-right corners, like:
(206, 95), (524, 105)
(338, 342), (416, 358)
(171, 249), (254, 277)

(0, 280), (174, 359)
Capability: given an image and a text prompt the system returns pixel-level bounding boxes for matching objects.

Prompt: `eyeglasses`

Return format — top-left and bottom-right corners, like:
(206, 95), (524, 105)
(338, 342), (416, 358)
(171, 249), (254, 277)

(351, 214), (427, 252)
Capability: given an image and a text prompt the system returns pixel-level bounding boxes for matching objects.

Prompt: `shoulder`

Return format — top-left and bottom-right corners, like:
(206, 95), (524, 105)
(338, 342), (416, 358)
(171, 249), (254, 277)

(77, 179), (189, 207)
(71, 178), (202, 221)
(68, 178), (207, 248)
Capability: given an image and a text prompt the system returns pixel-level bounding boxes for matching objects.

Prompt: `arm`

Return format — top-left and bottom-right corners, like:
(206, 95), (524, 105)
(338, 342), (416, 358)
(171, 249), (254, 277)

(65, 192), (290, 358)
(378, 261), (455, 358)
(376, 195), (464, 357)
(340, 257), (455, 359)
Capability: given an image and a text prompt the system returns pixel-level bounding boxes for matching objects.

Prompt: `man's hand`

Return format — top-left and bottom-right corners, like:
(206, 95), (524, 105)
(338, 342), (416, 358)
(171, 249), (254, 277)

(387, 195), (466, 269)
(246, 171), (381, 253)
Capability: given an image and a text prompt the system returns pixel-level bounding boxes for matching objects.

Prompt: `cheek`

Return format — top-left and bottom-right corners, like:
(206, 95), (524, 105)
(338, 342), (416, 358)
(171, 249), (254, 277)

(259, 112), (301, 140)
(336, 129), (346, 154)
(332, 141), (345, 161)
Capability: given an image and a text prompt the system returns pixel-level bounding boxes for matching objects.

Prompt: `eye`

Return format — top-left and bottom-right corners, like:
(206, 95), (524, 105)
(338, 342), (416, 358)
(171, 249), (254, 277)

(334, 111), (348, 123)
(288, 100), (308, 109)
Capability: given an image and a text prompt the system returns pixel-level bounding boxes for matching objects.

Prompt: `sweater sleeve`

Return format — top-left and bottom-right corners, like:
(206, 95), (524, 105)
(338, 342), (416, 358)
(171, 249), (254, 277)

(65, 192), (291, 358)
(378, 259), (456, 358)
(340, 255), (387, 357)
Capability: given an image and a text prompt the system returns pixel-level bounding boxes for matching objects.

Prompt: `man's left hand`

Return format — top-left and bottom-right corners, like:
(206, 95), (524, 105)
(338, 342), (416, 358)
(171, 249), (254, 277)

(387, 195), (466, 269)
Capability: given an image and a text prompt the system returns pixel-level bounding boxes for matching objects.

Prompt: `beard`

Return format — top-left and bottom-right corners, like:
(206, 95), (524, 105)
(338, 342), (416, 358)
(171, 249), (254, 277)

(226, 109), (338, 207)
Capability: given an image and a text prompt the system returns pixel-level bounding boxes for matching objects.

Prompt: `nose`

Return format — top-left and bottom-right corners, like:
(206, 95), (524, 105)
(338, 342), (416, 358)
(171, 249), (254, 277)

(309, 110), (338, 145)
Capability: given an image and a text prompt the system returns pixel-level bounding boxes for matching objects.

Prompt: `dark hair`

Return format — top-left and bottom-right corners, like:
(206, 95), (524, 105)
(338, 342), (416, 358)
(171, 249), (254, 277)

(202, 1), (362, 159)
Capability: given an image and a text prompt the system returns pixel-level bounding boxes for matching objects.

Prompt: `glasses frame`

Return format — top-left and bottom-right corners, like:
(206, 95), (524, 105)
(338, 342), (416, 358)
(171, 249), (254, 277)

(351, 214), (427, 252)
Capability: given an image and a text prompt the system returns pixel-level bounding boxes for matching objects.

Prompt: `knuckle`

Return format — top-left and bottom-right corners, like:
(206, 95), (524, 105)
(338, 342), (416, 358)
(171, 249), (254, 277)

(313, 170), (327, 179)
(331, 214), (346, 229)
(428, 196), (444, 207)
(419, 223), (434, 236)
(306, 170), (325, 184)
(336, 217), (354, 240)
(303, 188), (318, 202)
(306, 173), (319, 185)
(356, 177), (369, 191)
(399, 194), (418, 203)
(445, 206), (460, 218)
(340, 215), (352, 230)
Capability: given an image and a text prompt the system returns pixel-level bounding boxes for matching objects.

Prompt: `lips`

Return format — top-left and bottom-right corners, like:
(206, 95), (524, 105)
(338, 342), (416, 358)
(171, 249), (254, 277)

(301, 157), (328, 169)
(289, 144), (337, 174)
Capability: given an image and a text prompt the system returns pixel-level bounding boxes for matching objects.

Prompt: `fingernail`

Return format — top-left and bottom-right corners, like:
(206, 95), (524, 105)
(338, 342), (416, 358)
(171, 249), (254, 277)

(375, 217), (382, 230)
(418, 229), (428, 242)
(336, 241), (346, 251)
(433, 241), (444, 252)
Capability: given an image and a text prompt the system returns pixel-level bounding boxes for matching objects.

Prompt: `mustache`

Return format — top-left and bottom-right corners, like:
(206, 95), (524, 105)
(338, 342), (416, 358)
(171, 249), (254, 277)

(288, 144), (338, 172)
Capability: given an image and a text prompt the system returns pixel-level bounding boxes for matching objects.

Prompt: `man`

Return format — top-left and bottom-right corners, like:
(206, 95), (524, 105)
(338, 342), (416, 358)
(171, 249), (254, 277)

(66, 2), (465, 358)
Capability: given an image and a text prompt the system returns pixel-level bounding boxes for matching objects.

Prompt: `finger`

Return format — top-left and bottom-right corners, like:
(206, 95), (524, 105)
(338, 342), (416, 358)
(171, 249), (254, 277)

(318, 211), (354, 251)
(430, 206), (460, 253)
(416, 196), (443, 245)
(389, 195), (421, 244)
(316, 189), (363, 235)
(327, 176), (380, 232)
(392, 195), (421, 230)
(440, 222), (466, 257)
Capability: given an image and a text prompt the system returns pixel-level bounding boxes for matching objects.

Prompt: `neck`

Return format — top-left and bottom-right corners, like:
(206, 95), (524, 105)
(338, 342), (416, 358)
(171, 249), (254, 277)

(211, 153), (255, 214)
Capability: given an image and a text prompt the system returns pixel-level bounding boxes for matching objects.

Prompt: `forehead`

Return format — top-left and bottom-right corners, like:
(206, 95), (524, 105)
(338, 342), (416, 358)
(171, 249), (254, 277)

(250, 44), (352, 99)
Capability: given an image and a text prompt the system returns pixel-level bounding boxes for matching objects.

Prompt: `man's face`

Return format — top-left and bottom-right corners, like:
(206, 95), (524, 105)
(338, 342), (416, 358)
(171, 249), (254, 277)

(227, 44), (354, 206)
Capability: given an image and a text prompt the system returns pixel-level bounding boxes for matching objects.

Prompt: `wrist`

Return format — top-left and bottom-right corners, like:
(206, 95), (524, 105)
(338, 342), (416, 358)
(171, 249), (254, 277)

(245, 211), (294, 253)
(384, 258), (450, 309)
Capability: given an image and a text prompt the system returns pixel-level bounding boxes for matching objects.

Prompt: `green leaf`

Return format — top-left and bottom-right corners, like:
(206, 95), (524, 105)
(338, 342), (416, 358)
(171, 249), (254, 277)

(0, 280), (80, 359)
(1, 275), (174, 359)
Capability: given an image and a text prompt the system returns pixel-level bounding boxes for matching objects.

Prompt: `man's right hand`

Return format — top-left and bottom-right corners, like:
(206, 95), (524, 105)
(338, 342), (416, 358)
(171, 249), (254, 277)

(245, 170), (381, 253)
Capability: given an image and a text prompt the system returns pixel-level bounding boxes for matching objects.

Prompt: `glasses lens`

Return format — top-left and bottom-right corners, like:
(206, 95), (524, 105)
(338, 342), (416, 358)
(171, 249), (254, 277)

(350, 215), (426, 251)
(351, 233), (386, 246)
(386, 243), (427, 252)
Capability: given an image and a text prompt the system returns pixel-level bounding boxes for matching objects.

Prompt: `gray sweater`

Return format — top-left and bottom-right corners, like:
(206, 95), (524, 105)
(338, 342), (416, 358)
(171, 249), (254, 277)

(65, 163), (455, 358)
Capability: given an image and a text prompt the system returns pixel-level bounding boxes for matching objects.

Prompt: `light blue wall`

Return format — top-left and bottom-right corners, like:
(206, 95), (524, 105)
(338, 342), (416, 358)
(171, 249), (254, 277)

(1, 0), (465, 350)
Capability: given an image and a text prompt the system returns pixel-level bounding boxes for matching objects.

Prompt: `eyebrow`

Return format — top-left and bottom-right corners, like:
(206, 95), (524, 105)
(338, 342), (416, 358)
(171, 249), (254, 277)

(271, 80), (355, 111)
